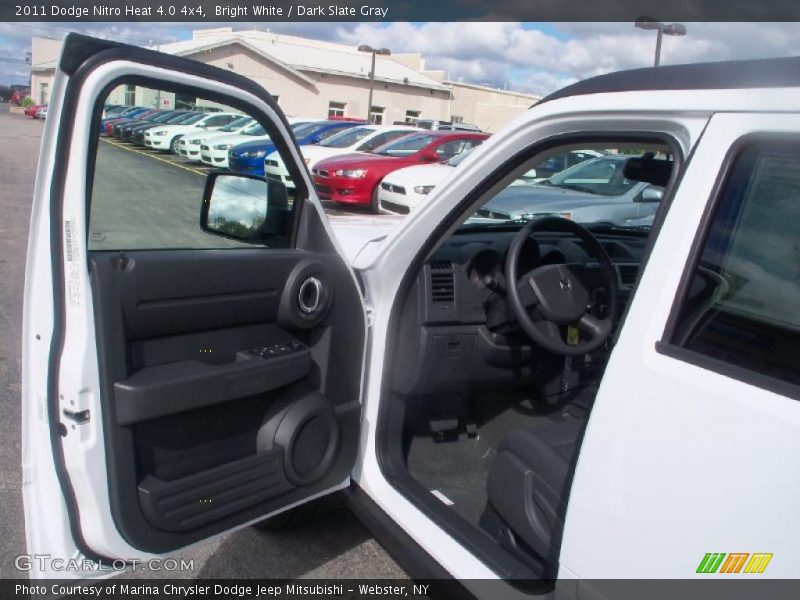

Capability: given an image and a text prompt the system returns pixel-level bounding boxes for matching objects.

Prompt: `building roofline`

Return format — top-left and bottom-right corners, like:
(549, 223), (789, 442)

(445, 79), (540, 100)
(172, 38), (319, 90)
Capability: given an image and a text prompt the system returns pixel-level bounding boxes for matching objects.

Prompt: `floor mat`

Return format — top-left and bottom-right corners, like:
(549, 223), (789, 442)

(406, 400), (553, 528)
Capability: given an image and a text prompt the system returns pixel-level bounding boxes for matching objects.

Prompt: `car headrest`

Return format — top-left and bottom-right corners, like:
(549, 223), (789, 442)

(623, 157), (673, 188)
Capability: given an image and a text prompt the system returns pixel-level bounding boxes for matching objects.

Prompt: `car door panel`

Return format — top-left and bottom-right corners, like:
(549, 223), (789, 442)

(23, 33), (366, 566)
(87, 246), (363, 552)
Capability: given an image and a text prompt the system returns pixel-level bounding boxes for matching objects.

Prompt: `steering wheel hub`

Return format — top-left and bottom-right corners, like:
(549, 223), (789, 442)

(528, 265), (590, 325)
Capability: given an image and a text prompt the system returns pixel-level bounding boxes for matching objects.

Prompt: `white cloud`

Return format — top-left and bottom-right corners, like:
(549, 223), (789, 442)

(3, 21), (800, 94)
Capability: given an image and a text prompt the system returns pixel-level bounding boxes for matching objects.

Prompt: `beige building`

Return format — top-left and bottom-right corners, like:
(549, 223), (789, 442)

(448, 81), (539, 133)
(29, 28), (540, 132)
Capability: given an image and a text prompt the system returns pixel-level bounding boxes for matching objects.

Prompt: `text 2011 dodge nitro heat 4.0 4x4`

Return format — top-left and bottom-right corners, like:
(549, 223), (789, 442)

(22, 34), (799, 598)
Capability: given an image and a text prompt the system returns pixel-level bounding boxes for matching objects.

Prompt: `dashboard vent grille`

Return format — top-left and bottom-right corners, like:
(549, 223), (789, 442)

(429, 260), (453, 270)
(430, 272), (455, 303)
(617, 264), (639, 286)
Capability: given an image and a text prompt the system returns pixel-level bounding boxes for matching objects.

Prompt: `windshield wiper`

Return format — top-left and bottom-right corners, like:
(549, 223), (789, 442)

(456, 218), (530, 232)
(585, 222), (651, 234)
(559, 183), (598, 194)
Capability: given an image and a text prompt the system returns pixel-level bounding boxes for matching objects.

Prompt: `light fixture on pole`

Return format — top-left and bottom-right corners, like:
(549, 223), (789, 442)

(358, 44), (391, 122)
(635, 16), (686, 67)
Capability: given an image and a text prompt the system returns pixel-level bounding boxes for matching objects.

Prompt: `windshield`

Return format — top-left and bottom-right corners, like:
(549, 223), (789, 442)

(375, 133), (436, 157)
(318, 126), (373, 148)
(240, 120), (309, 138)
(292, 122), (331, 139)
(147, 112), (172, 123)
(543, 156), (637, 197)
(446, 146), (475, 167)
(459, 150), (672, 233)
(177, 113), (206, 125)
(165, 112), (193, 124)
(218, 116), (254, 132)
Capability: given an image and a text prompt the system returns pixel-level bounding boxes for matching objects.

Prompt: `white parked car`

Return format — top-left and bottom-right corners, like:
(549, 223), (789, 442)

(144, 111), (241, 153)
(199, 117), (313, 168)
(176, 115), (255, 161)
(23, 34), (800, 596)
(378, 147), (476, 214)
(264, 124), (418, 188)
(380, 148), (606, 215)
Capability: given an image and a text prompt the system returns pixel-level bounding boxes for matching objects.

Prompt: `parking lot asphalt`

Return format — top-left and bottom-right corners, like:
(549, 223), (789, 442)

(0, 105), (407, 580)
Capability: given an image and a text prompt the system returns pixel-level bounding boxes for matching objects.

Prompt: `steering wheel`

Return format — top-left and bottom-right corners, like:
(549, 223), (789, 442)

(505, 217), (618, 356)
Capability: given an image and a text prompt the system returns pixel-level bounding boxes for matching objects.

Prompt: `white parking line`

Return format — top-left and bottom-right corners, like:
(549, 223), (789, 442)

(100, 138), (208, 177)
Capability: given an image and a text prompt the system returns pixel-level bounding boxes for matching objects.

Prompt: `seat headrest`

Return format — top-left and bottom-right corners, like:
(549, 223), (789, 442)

(623, 157), (673, 188)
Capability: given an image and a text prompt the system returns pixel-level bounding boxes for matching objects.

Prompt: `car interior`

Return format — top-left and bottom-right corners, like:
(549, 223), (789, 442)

(381, 141), (677, 582)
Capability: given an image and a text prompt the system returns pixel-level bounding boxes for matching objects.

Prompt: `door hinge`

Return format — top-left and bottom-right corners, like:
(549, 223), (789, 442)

(62, 409), (90, 424)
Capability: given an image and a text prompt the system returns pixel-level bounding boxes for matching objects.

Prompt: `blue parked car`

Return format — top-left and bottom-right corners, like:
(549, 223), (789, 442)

(228, 120), (365, 176)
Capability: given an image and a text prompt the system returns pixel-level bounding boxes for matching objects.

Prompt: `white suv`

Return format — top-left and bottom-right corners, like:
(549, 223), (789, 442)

(23, 34), (800, 596)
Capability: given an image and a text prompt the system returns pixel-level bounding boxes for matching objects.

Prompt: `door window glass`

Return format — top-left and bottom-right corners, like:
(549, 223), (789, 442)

(670, 139), (800, 386)
(89, 83), (295, 251)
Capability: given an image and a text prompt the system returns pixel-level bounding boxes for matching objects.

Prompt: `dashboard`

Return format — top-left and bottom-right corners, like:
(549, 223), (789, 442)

(420, 229), (648, 327)
(390, 228), (650, 396)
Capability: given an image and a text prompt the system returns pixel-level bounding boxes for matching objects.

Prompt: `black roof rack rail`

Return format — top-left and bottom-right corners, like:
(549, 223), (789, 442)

(540, 55), (800, 105)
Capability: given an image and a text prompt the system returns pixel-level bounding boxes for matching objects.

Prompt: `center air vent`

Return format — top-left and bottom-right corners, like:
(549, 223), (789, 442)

(429, 260), (453, 270)
(430, 272), (455, 303)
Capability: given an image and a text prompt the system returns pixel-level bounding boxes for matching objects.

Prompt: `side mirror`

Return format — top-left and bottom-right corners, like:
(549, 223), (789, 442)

(201, 172), (290, 243)
(638, 186), (664, 203)
(419, 150), (439, 163)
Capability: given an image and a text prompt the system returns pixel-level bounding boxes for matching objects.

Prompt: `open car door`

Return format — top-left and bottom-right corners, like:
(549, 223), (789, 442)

(22, 34), (366, 578)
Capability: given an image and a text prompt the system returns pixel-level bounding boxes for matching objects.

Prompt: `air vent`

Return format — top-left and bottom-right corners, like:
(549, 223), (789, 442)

(429, 260), (453, 270)
(430, 272), (455, 303)
(617, 264), (639, 286)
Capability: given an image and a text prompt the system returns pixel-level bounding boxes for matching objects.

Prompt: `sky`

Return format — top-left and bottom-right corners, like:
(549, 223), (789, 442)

(3, 21), (800, 95)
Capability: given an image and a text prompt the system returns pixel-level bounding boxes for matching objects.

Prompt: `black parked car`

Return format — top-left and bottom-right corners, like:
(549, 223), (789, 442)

(115, 110), (188, 141)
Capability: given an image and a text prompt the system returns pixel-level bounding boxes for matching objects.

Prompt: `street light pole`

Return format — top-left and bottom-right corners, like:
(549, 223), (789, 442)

(654, 28), (663, 67)
(635, 17), (686, 67)
(358, 44), (391, 122)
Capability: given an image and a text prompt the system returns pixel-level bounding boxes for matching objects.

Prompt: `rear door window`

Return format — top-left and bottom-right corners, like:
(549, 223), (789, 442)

(669, 138), (800, 388)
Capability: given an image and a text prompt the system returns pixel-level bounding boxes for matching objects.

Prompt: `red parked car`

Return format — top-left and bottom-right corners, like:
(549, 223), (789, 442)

(312, 130), (489, 212)
(24, 104), (44, 118)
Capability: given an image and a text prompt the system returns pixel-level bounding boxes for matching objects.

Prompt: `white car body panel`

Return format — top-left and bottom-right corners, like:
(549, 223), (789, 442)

(560, 111), (800, 580)
(177, 118), (255, 160)
(351, 101), (713, 588)
(22, 58), (357, 579)
(24, 31), (800, 591)
(199, 117), (312, 167)
(377, 163), (453, 212)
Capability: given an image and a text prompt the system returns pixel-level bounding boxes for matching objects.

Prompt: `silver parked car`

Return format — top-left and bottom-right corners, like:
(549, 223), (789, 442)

(470, 154), (671, 227)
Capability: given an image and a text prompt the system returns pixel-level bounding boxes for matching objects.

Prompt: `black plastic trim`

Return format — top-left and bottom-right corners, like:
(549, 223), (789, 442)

(541, 55), (800, 105)
(376, 131), (684, 586)
(114, 350), (311, 425)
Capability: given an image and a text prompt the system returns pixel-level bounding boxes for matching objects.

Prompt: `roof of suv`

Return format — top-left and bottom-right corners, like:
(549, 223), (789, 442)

(542, 55), (800, 104)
